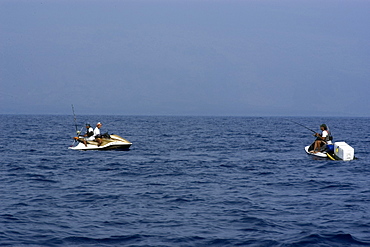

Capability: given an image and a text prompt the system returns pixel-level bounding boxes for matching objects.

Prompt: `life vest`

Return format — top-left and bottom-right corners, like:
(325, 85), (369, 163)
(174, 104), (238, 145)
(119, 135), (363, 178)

(323, 130), (333, 142)
(86, 127), (94, 137)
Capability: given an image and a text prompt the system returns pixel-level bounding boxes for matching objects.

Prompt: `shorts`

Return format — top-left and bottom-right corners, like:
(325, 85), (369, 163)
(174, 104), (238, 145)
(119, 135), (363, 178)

(85, 136), (95, 141)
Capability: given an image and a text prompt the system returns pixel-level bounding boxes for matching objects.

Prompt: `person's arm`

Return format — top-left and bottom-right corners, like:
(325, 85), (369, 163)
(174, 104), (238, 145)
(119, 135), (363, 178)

(314, 132), (325, 140)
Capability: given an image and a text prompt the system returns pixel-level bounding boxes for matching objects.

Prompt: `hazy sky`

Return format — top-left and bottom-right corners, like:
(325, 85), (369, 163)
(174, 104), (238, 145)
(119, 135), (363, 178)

(1, 0), (369, 116)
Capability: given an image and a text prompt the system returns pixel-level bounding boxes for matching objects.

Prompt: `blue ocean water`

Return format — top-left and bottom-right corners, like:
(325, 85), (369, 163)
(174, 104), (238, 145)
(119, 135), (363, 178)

(1, 115), (370, 247)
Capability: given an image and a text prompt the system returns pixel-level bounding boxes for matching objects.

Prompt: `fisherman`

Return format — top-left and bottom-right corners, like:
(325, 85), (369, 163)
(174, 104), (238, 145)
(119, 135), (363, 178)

(311, 124), (331, 153)
(82, 123), (94, 147)
(94, 122), (103, 146)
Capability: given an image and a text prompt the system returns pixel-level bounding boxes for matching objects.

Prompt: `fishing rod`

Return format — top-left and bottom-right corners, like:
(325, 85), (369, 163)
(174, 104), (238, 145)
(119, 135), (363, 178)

(287, 119), (316, 134)
(70, 104), (83, 147)
(71, 104), (81, 135)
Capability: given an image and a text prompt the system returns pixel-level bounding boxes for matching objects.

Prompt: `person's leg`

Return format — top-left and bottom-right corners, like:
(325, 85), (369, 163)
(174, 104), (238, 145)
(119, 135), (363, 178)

(313, 140), (320, 153)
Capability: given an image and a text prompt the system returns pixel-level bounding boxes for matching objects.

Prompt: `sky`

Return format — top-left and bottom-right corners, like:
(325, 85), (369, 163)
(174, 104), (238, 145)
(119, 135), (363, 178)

(1, 0), (369, 116)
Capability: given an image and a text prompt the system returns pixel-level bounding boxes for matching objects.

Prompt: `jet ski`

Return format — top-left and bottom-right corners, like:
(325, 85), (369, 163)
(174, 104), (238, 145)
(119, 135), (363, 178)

(305, 141), (354, 161)
(305, 142), (332, 159)
(290, 121), (355, 161)
(69, 133), (132, 151)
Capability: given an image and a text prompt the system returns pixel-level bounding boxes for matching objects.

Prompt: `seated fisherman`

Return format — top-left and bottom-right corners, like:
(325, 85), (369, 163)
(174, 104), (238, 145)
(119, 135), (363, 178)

(312, 124), (332, 153)
(82, 123), (94, 147)
(94, 122), (103, 146)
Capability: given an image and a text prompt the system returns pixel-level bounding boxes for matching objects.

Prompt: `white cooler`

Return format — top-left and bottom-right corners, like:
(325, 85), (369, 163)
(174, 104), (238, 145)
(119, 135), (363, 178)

(334, 142), (354, 161)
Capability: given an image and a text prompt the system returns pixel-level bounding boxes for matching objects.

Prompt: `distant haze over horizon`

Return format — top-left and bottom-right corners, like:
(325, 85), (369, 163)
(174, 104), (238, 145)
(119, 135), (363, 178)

(1, 0), (369, 117)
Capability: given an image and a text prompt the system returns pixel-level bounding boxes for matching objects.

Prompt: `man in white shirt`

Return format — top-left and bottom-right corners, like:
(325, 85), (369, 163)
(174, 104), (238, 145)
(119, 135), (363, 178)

(312, 124), (330, 153)
(82, 123), (94, 147)
(94, 122), (103, 146)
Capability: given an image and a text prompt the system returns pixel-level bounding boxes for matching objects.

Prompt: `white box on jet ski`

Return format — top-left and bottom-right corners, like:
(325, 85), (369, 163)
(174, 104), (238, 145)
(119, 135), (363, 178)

(334, 142), (354, 161)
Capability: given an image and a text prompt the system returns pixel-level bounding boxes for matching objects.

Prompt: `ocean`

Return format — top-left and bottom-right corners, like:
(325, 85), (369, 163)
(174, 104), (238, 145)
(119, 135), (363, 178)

(1, 115), (369, 246)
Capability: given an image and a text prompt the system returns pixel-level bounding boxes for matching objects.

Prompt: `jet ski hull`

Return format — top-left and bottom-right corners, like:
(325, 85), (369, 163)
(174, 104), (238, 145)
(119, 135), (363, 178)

(69, 134), (132, 151)
(305, 141), (354, 161)
(304, 145), (328, 158)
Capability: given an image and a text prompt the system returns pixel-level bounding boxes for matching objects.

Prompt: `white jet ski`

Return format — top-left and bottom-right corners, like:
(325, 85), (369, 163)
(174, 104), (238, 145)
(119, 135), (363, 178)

(305, 144), (330, 159)
(305, 141), (354, 161)
(69, 134), (132, 151)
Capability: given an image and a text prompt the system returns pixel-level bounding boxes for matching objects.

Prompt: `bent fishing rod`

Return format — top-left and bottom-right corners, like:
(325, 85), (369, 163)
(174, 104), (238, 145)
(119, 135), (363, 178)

(287, 119), (316, 134)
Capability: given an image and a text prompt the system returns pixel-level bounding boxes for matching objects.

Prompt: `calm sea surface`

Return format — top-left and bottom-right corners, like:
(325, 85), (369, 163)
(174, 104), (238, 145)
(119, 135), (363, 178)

(1, 115), (369, 246)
